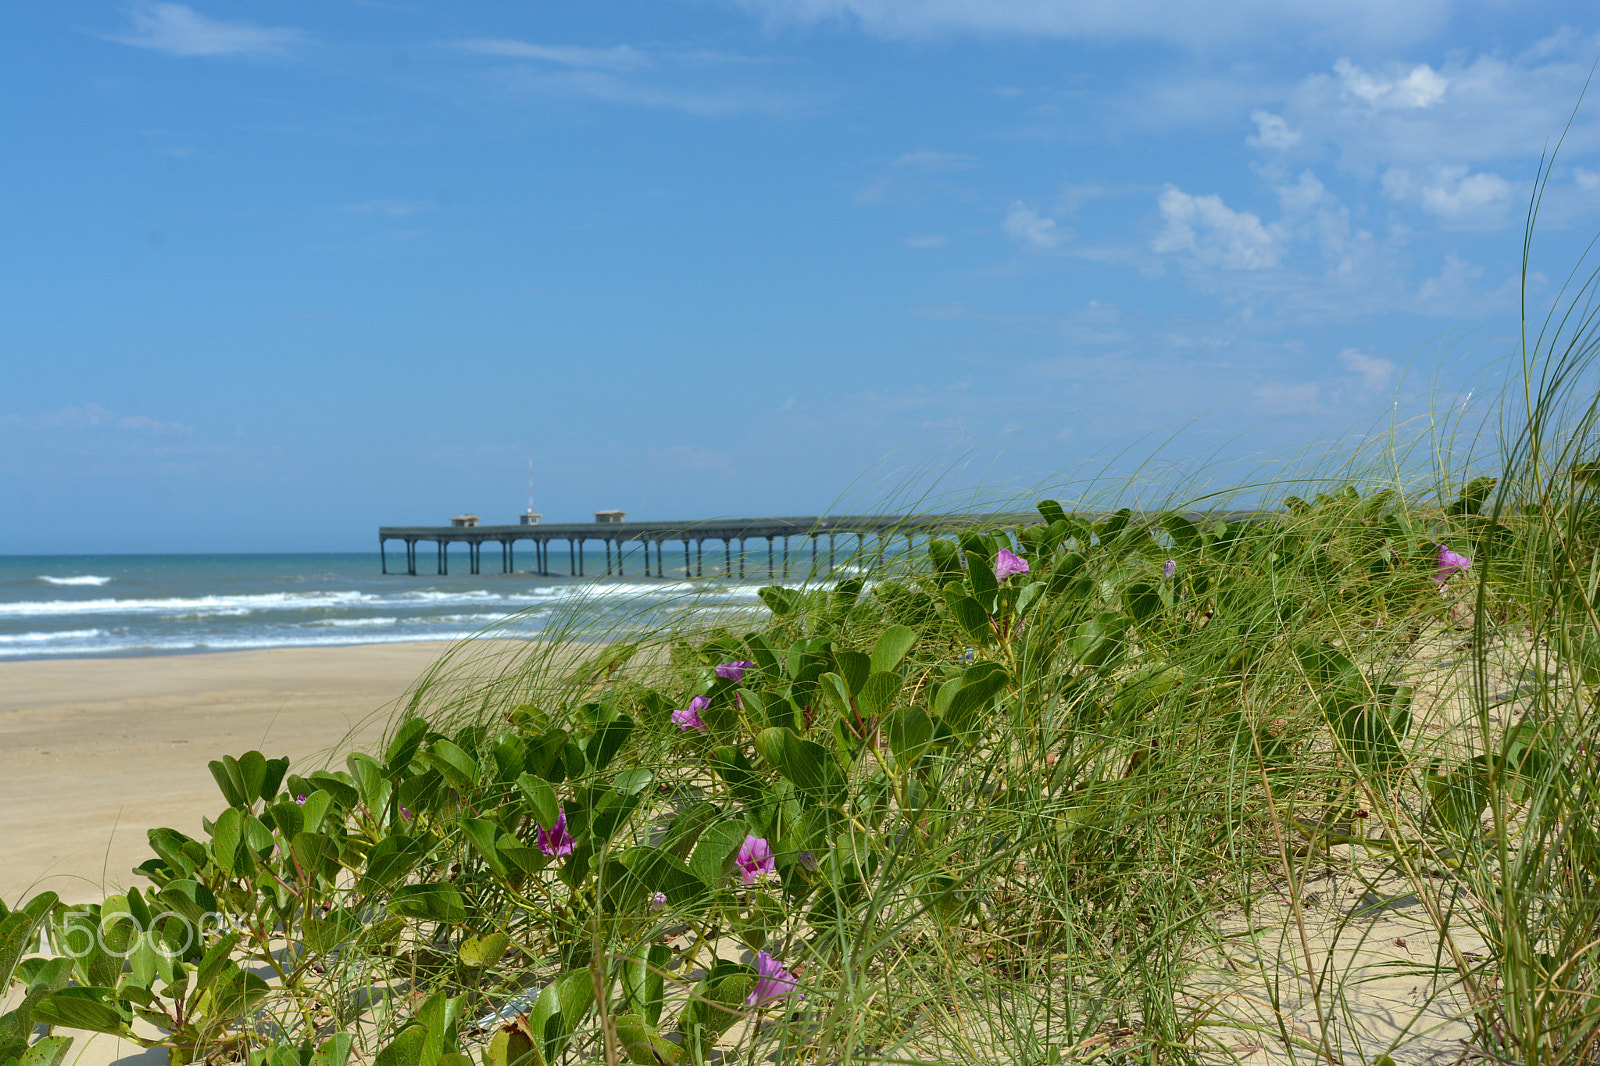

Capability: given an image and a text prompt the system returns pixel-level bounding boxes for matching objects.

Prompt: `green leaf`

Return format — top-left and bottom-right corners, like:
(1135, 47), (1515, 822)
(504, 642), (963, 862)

(458, 932), (511, 969)
(515, 774), (559, 829)
(941, 588), (993, 644)
(886, 705), (933, 766)
(16, 1035), (72, 1066)
(387, 883), (468, 924)
(424, 740), (478, 793)
(621, 944), (672, 1027)
(211, 807), (245, 876)
(927, 538), (963, 583)
(677, 964), (755, 1055)
(964, 549), (1000, 607)
(208, 759), (247, 808)
(856, 672), (905, 719)
(0, 910), (44, 992)
(304, 911), (363, 956)
(817, 672), (853, 718)
(312, 1034), (354, 1066)
(361, 835), (424, 893)
(688, 822), (748, 888)
(710, 747), (763, 807)
(289, 832), (341, 883)
(386, 718), (430, 774)
(832, 650), (869, 695)
(30, 989), (126, 1035)
(1037, 499), (1069, 525)
(619, 846), (707, 904)
(585, 715), (633, 773)
(348, 752), (387, 810)
(236, 751), (270, 806)
(461, 818), (510, 878)
(756, 586), (799, 615)
(754, 727), (846, 807)
(523, 728), (570, 784)
(373, 1026), (427, 1066)
(869, 625), (918, 675)
(613, 1014), (685, 1066)
(1068, 612), (1130, 668)
(308, 771), (360, 810)
(942, 662), (1010, 738)
(1160, 512), (1200, 553)
(529, 970), (593, 1062)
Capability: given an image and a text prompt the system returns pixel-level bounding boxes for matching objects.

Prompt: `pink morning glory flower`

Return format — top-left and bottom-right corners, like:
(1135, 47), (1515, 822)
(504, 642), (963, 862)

(1434, 544), (1473, 585)
(715, 660), (756, 682)
(993, 548), (1029, 582)
(1163, 559), (1177, 580)
(650, 891), (667, 911)
(736, 835), (775, 884)
(744, 951), (798, 1006)
(537, 808), (574, 857)
(295, 794), (308, 806)
(672, 695), (710, 732)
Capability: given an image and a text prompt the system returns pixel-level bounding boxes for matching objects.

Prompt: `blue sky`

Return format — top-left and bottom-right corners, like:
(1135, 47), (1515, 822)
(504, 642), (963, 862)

(5, 1), (1600, 552)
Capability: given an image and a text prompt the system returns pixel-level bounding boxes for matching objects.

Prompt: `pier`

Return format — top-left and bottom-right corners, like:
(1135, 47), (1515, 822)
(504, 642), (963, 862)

(377, 514), (1039, 579)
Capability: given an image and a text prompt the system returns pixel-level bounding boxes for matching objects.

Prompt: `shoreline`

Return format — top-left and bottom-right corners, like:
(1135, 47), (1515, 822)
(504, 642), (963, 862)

(0, 640), (468, 905)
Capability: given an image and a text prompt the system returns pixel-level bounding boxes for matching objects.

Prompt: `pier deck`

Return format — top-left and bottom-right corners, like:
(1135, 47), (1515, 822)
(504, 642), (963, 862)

(377, 513), (1037, 578)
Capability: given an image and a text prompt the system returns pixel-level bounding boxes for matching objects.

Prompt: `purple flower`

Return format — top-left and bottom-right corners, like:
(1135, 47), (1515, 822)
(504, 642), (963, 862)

(993, 548), (1029, 582)
(399, 806), (413, 820)
(1434, 544), (1473, 585)
(715, 660), (756, 682)
(744, 951), (798, 1007)
(650, 891), (667, 912)
(672, 695), (710, 732)
(294, 794), (308, 806)
(797, 850), (818, 873)
(1162, 559), (1177, 580)
(736, 835), (775, 884)
(537, 808), (574, 857)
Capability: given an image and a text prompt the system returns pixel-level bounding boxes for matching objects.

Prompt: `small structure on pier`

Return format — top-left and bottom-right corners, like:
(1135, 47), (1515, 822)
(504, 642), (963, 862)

(520, 511), (542, 525)
(451, 514), (479, 528)
(593, 510), (626, 524)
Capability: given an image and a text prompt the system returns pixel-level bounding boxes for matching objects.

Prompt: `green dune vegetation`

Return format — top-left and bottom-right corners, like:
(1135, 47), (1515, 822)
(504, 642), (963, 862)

(9, 222), (1600, 1066)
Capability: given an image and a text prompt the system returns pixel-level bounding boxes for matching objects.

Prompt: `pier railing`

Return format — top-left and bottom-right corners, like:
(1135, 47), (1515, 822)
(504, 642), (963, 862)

(377, 510), (1269, 579)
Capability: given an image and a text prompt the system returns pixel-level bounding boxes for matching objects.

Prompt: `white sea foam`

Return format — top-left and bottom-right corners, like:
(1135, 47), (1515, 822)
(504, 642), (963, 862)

(309, 617), (400, 628)
(0, 628), (105, 644)
(0, 590), (382, 618)
(37, 575), (112, 586)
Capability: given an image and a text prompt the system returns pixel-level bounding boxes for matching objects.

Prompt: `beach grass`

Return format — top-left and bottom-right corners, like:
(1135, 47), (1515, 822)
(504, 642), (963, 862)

(7, 181), (1600, 1066)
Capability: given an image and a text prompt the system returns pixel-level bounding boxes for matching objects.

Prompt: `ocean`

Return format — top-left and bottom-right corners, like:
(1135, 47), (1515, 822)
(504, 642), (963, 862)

(0, 551), (802, 661)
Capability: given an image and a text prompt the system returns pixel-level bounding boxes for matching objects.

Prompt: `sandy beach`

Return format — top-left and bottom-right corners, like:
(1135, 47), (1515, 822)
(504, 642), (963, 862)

(0, 641), (459, 907)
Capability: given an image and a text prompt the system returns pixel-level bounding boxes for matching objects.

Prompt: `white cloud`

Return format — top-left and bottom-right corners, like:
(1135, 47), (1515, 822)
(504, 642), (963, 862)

(1248, 110), (1301, 150)
(1383, 164), (1513, 226)
(1280, 51), (1600, 176)
(1577, 168), (1600, 194)
(451, 40), (649, 73)
(457, 39), (803, 116)
(26, 404), (193, 435)
(730, 0), (1450, 49)
(1331, 57), (1447, 110)
(108, 3), (303, 57)
(1002, 203), (1070, 250)
(1152, 187), (1282, 270)
(1415, 252), (1485, 314)
(1337, 348), (1397, 394)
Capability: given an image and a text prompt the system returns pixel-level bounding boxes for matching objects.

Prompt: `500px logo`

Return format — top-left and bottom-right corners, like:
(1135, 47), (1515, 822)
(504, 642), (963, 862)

(51, 910), (243, 960)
